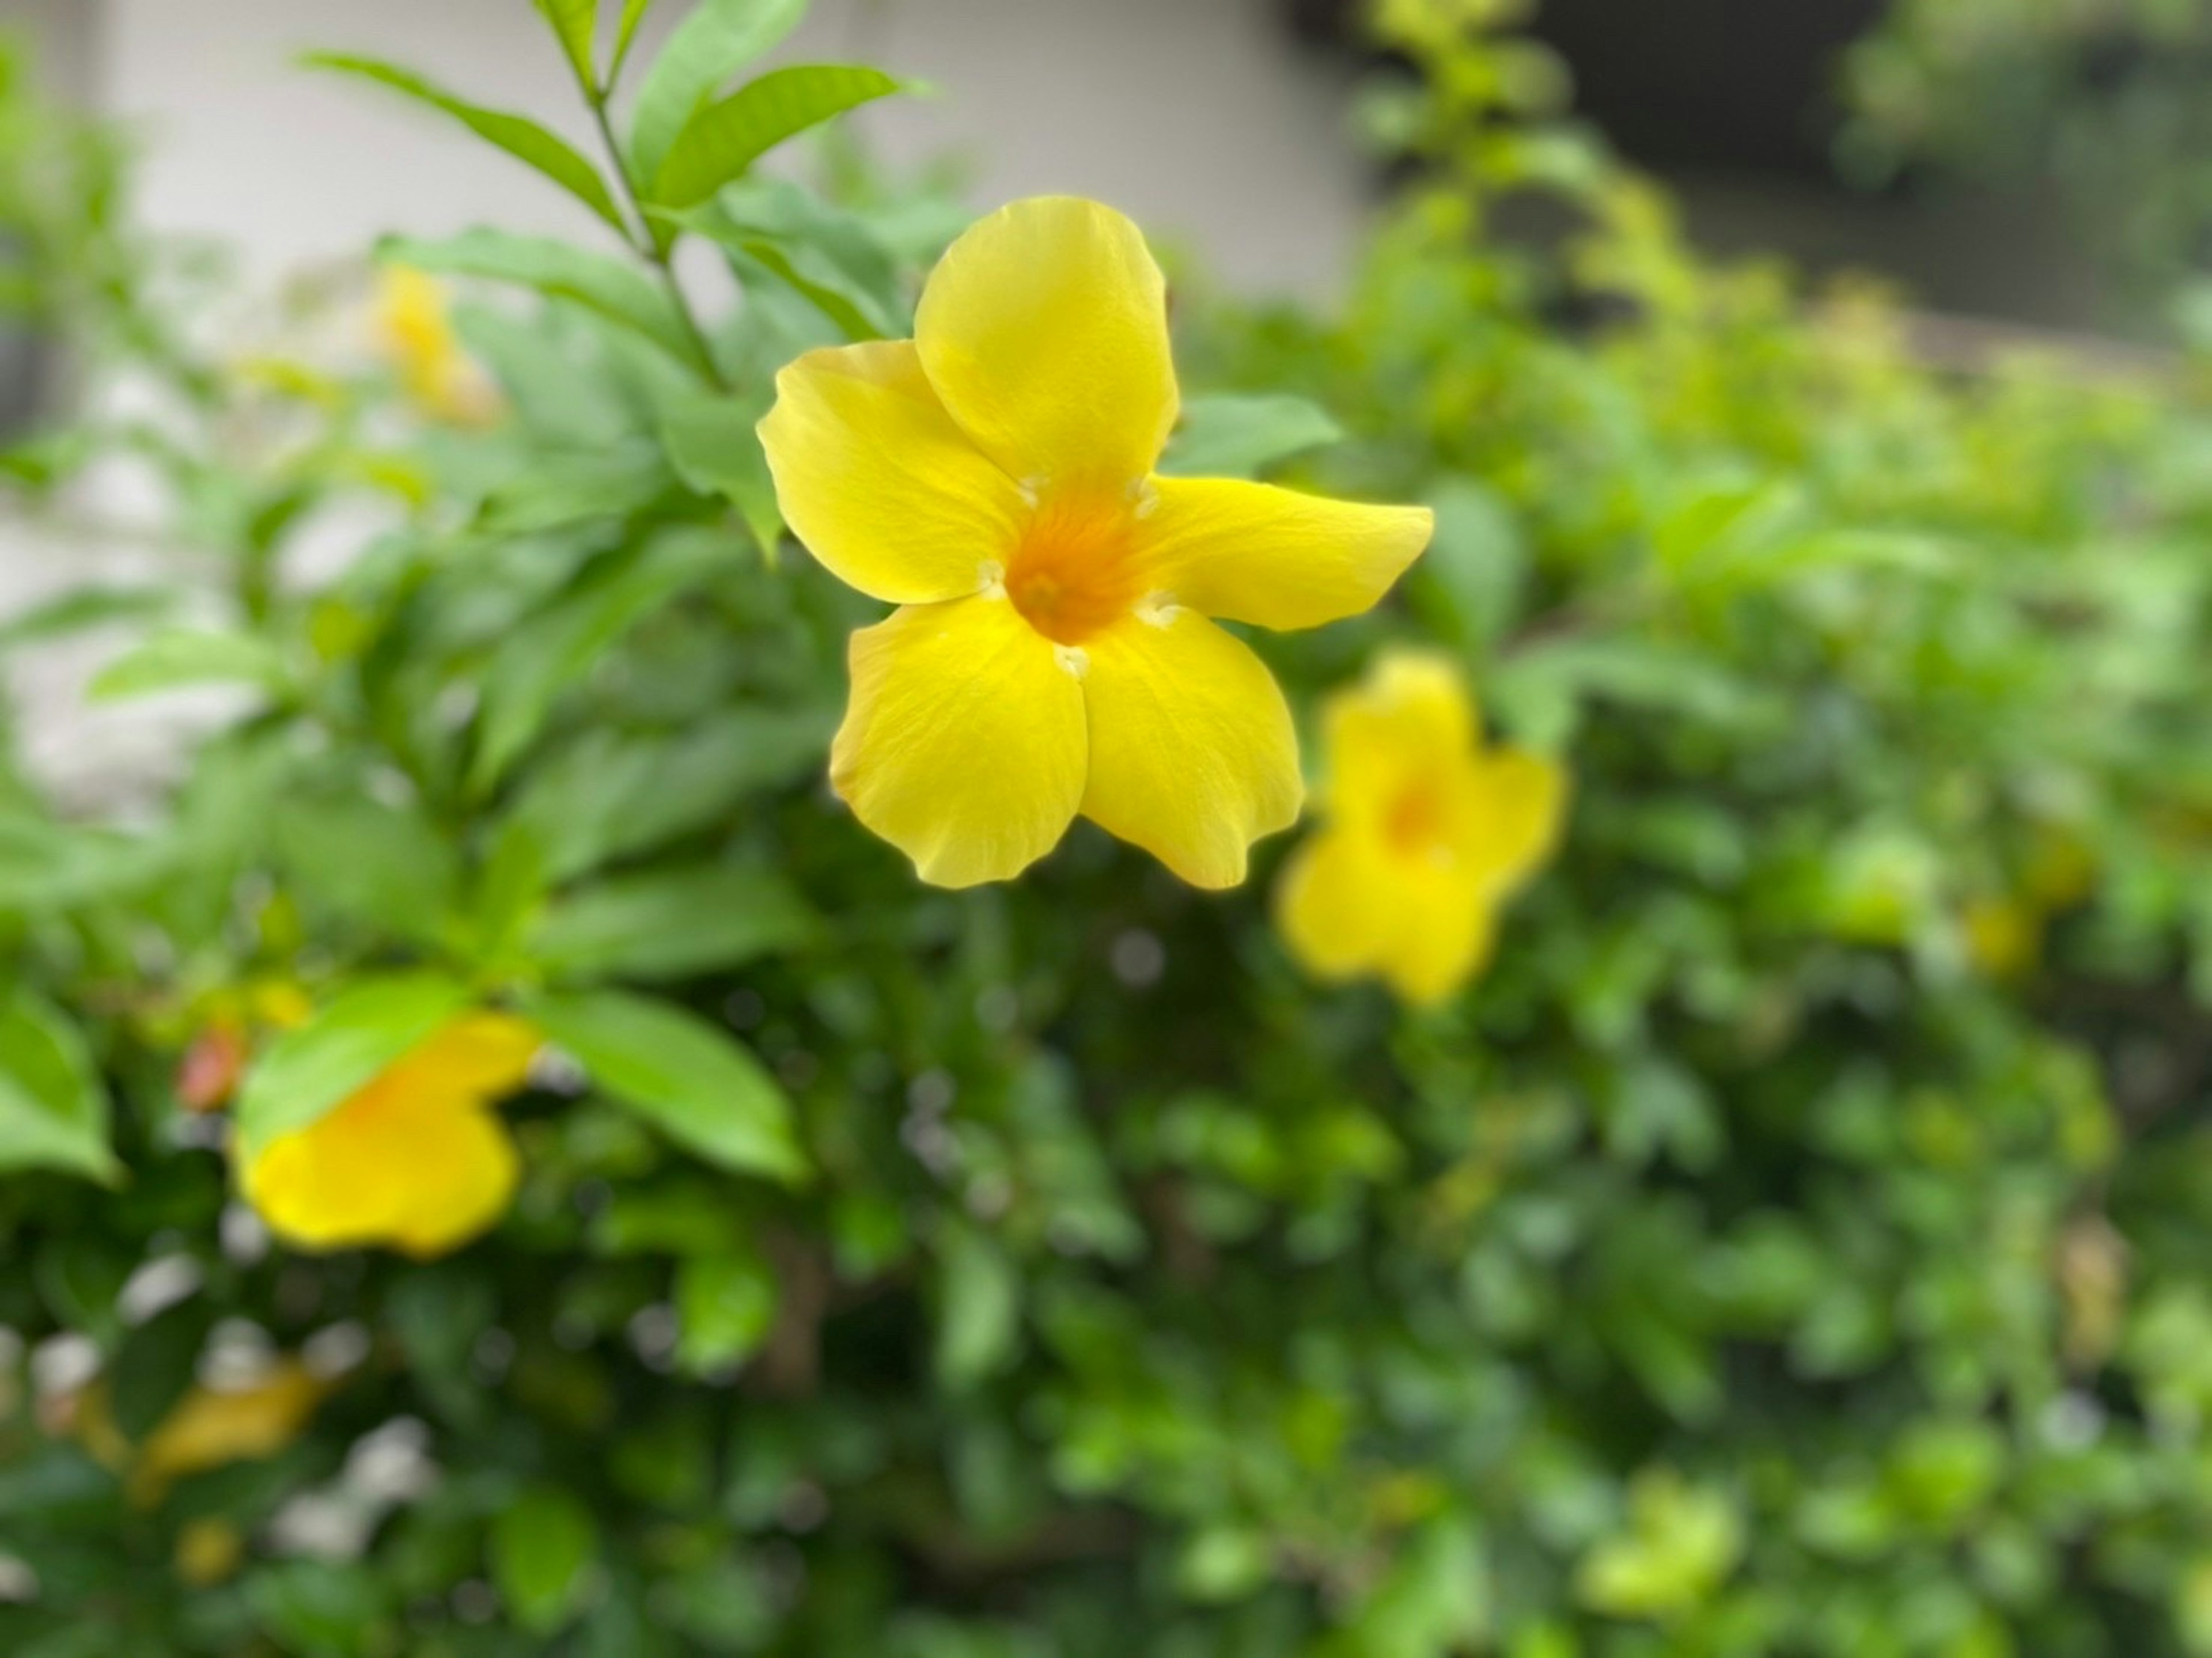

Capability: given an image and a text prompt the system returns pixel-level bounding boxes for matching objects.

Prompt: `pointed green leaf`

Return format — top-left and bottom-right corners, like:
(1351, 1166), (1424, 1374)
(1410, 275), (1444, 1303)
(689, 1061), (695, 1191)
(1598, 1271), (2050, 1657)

(627, 0), (809, 187)
(233, 973), (472, 1160)
(612, 0), (658, 81)
(531, 0), (599, 89)
(525, 988), (806, 1182)
(88, 627), (289, 703)
(656, 388), (785, 557)
(383, 230), (714, 378)
(666, 174), (907, 340)
(491, 1486), (599, 1633)
(651, 65), (903, 211)
(0, 992), (119, 1183)
(530, 863), (818, 982)
(304, 54), (626, 238)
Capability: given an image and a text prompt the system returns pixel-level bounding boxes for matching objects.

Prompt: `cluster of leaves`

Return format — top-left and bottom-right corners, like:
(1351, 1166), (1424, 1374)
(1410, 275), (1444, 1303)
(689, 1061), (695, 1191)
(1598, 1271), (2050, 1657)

(3, 0), (2212, 1653)
(1837, 0), (2212, 311)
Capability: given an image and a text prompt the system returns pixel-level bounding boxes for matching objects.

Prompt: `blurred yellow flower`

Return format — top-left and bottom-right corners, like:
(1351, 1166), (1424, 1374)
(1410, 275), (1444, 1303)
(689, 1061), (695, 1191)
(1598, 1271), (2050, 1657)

(759, 196), (1432, 889)
(241, 1012), (539, 1258)
(135, 1360), (326, 1505)
(1277, 651), (1565, 1005)
(375, 265), (496, 425)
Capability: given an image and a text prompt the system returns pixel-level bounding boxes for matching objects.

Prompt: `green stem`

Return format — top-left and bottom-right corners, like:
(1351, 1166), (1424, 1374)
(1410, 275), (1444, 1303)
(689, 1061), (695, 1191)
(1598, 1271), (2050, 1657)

(584, 88), (729, 393)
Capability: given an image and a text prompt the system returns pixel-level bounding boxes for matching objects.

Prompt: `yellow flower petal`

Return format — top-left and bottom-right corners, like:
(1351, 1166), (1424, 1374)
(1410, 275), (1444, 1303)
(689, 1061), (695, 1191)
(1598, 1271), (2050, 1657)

(1276, 826), (1395, 980)
(1461, 749), (1568, 899)
(1078, 608), (1302, 889)
(1324, 649), (1476, 822)
(916, 196), (1178, 494)
(832, 594), (1088, 887)
(1277, 650), (1565, 1005)
(760, 340), (1028, 604)
(135, 1360), (325, 1502)
(1137, 478), (1433, 631)
(241, 1014), (533, 1259)
(1276, 828), (1498, 1006)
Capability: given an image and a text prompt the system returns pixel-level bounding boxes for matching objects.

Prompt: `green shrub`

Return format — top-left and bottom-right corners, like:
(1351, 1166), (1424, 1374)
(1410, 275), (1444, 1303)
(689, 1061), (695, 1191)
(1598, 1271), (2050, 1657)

(3, 1), (2212, 1653)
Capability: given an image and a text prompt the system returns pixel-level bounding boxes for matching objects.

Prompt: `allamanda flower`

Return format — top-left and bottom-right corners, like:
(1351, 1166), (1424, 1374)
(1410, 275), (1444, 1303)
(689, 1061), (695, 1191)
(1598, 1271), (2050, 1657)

(1277, 650), (1565, 1005)
(759, 196), (1433, 888)
(375, 265), (495, 425)
(240, 1012), (539, 1259)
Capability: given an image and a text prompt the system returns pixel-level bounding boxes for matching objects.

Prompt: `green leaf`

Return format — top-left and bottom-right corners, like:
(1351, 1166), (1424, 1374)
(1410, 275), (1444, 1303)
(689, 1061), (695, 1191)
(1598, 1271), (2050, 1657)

(0, 585), (171, 651)
(501, 706), (836, 884)
(274, 793), (460, 947)
(0, 991), (119, 1183)
(612, 0), (658, 80)
(384, 230), (713, 378)
(531, 0), (599, 89)
(531, 863), (818, 982)
(1406, 477), (1527, 651)
(525, 988), (805, 1182)
(1160, 393), (1343, 479)
(0, 815), (156, 912)
(657, 389), (784, 556)
(109, 1297), (213, 1439)
(471, 527), (738, 792)
(671, 176), (908, 340)
(934, 1221), (1020, 1390)
(304, 54), (625, 238)
(627, 0), (809, 189)
(651, 65), (904, 211)
(675, 1245), (779, 1372)
(491, 1486), (599, 1633)
(88, 627), (289, 703)
(233, 973), (472, 1160)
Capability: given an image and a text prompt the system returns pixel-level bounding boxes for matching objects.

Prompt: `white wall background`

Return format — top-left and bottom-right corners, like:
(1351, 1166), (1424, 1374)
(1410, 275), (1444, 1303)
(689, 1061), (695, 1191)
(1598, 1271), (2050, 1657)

(95, 0), (1370, 297)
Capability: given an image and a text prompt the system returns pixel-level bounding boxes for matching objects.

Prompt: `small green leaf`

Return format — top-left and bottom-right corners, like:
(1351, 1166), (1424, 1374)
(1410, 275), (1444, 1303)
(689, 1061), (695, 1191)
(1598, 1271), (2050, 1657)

(491, 1486), (599, 1633)
(109, 1297), (213, 1439)
(384, 230), (713, 378)
(669, 175), (908, 340)
(304, 54), (626, 238)
(532, 863), (818, 983)
(612, 0), (658, 82)
(501, 707), (835, 885)
(675, 1246), (779, 1372)
(934, 1221), (1020, 1390)
(0, 585), (171, 651)
(234, 973), (472, 1160)
(89, 628), (289, 703)
(627, 0), (809, 188)
(657, 389), (784, 557)
(525, 988), (805, 1182)
(531, 0), (599, 90)
(1160, 393), (1343, 479)
(652, 65), (904, 211)
(0, 991), (119, 1183)
(471, 528), (737, 793)
(274, 793), (461, 947)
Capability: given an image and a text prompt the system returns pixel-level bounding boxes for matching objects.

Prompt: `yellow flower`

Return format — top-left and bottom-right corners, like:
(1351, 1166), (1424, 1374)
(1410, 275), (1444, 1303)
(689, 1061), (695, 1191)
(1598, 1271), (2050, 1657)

(1277, 650), (1565, 1005)
(240, 1012), (539, 1258)
(375, 265), (495, 425)
(758, 196), (1433, 889)
(134, 1360), (327, 1505)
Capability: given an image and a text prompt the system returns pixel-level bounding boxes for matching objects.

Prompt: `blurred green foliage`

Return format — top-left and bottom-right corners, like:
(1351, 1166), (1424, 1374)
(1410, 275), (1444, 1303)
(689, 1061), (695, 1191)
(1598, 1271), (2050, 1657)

(1840, 0), (2212, 311)
(2, 1), (2212, 1653)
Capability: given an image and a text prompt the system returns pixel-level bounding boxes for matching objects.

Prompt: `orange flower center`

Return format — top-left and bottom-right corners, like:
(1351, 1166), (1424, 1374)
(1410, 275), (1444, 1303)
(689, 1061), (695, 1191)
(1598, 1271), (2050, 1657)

(1004, 495), (1147, 645)
(1384, 781), (1452, 860)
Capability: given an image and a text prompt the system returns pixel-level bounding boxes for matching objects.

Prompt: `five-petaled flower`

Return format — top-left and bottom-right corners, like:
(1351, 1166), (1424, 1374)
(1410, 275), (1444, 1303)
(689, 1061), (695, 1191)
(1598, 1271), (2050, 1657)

(241, 1012), (539, 1258)
(1277, 650), (1566, 1004)
(759, 196), (1433, 889)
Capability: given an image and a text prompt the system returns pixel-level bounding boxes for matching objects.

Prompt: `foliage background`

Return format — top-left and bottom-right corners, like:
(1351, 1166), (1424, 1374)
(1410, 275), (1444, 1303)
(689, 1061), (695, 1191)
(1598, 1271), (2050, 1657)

(3, 0), (2212, 1654)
